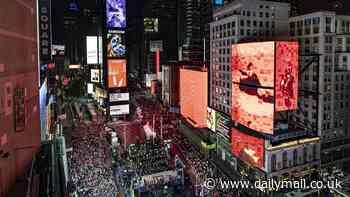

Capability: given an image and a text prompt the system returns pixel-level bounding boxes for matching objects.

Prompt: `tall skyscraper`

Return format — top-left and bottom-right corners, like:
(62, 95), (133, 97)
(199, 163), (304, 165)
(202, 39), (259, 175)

(142, 0), (177, 73)
(290, 12), (350, 169)
(209, 2), (322, 196)
(178, 0), (215, 63)
(0, 1), (40, 195)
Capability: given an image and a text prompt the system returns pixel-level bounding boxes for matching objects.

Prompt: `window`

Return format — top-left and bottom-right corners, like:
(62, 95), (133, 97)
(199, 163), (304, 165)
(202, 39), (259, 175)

(303, 147), (308, 163)
(313, 145), (317, 161)
(259, 21), (263, 27)
(265, 21), (269, 28)
(290, 22), (295, 36)
(305, 18), (311, 35)
(247, 20), (251, 27)
(240, 20), (244, 26)
(271, 154), (276, 171)
(232, 21), (236, 27)
(247, 29), (251, 36)
(312, 17), (320, 24)
(240, 29), (244, 36)
(247, 11), (251, 16)
(293, 150), (298, 166)
(326, 17), (332, 33)
(297, 21), (303, 35)
(259, 12), (263, 17)
(265, 12), (269, 18)
(282, 151), (288, 169)
(253, 20), (257, 27)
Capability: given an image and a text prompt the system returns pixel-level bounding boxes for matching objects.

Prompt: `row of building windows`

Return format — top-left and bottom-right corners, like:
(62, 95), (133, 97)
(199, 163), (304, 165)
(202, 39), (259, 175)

(336, 20), (350, 33)
(212, 28), (273, 39)
(271, 145), (318, 172)
(215, 5), (279, 21)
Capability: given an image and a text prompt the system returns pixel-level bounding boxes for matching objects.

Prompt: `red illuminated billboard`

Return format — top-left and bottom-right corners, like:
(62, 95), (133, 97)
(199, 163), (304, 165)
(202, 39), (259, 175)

(231, 128), (264, 169)
(275, 42), (299, 111)
(232, 42), (275, 87)
(180, 68), (208, 128)
(108, 59), (127, 88)
(231, 41), (299, 134)
(232, 83), (274, 134)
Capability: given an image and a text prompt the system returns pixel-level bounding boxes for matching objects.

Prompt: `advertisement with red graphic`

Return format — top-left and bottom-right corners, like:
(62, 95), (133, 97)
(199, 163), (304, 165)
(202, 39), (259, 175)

(275, 42), (299, 111)
(232, 42), (275, 87)
(231, 128), (264, 169)
(232, 83), (274, 134)
(108, 59), (127, 88)
(180, 68), (208, 128)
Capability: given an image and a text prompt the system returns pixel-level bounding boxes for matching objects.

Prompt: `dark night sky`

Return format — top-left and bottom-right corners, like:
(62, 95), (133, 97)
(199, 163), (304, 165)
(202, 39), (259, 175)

(51, 0), (350, 44)
(298, 0), (350, 15)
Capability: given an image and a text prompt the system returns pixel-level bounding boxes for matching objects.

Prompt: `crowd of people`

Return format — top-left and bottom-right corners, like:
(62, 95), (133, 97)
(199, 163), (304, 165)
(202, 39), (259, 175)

(172, 132), (238, 196)
(68, 133), (118, 197)
(67, 101), (118, 197)
(127, 140), (170, 176)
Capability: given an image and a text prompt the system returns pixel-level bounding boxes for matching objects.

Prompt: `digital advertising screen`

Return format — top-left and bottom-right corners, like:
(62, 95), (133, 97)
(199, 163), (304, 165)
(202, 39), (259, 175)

(144, 18), (159, 32)
(275, 42), (299, 111)
(150, 40), (163, 52)
(207, 107), (217, 132)
(40, 80), (47, 141)
(107, 30), (126, 58)
(106, 0), (126, 29)
(86, 36), (98, 64)
(214, 0), (223, 5)
(108, 59), (127, 88)
(110, 104), (129, 115)
(232, 83), (274, 134)
(180, 68), (208, 128)
(231, 128), (264, 169)
(216, 112), (231, 139)
(232, 42), (275, 88)
(52, 45), (65, 56)
(109, 92), (130, 102)
(91, 69), (100, 83)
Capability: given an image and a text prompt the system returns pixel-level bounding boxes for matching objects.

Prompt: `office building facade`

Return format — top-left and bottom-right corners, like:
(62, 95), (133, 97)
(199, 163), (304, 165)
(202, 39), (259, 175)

(0, 1), (40, 195)
(209, 0), (290, 115)
(290, 12), (350, 169)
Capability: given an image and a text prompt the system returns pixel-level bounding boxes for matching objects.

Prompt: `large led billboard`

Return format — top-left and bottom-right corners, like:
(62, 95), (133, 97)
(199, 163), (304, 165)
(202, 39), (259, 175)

(86, 36), (98, 64)
(275, 42), (299, 111)
(232, 42), (275, 88)
(232, 83), (274, 134)
(231, 128), (264, 169)
(108, 59), (127, 88)
(144, 18), (159, 32)
(180, 68), (208, 128)
(231, 41), (299, 134)
(107, 30), (126, 58)
(106, 0), (126, 29)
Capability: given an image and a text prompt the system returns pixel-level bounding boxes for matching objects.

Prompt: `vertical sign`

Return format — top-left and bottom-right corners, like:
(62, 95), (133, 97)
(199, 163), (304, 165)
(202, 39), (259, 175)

(156, 49), (160, 74)
(38, 0), (52, 64)
(86, 36), (98, 64)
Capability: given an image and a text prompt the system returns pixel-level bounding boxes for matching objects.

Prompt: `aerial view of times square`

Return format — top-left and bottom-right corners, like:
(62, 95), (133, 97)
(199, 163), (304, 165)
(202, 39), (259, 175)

(3, 0), (350, 197)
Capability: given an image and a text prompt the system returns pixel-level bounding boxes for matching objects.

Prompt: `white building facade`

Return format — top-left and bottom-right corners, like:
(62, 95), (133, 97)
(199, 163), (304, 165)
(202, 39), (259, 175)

(289, 12), (350, 169)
